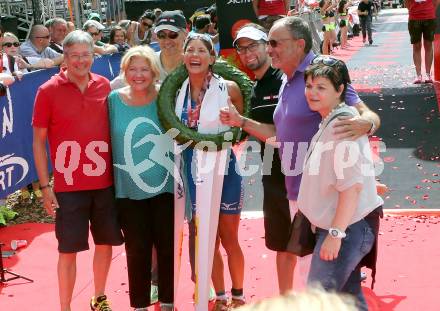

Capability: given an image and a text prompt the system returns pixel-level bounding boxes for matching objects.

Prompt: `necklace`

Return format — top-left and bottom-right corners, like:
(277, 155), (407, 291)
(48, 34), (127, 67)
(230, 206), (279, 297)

(319, 102), (346, 127)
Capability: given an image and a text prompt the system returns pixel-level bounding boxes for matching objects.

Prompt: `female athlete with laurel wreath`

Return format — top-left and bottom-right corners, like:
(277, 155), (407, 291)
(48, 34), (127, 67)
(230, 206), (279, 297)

(158, 33), (250, 311)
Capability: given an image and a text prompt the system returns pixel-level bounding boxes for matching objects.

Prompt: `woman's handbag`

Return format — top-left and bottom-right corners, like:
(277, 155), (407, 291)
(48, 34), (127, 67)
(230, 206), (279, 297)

(285, 111), (354, 257)
(286, 210), (316, 257)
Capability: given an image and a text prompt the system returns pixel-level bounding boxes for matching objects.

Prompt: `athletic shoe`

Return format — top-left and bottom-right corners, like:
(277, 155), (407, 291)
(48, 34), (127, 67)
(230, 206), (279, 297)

(90, 295), (112, 311)
(413, 75), (423, 84)
(209, 286), (216, 302)
(425, 74), (433, 83)
(151, 284), (159, 304)
(21, 189), (31, 200)
(230, 298), (245, 309)
(33, 189), (43, 203)
(212, 299), (229, 311)
(193, 286), (216, 302)
(369, 40), (373, 45)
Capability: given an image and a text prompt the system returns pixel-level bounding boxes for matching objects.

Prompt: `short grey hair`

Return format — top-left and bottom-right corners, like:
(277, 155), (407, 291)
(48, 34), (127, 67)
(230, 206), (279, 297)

(52, 17), (67, 27)
(82, 20), (105, 31)
(63, 30), (94, 52)
(275, 16), (313, 53)
(45, 17), (67, 28)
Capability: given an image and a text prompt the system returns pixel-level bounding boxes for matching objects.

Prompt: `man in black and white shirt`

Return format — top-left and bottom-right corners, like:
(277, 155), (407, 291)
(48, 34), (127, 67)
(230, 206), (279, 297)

(233, 23), (297, 295)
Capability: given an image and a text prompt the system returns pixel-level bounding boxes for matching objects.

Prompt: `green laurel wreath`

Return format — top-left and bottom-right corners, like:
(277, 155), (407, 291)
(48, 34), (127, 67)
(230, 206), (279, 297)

(157, 59), (253, 150)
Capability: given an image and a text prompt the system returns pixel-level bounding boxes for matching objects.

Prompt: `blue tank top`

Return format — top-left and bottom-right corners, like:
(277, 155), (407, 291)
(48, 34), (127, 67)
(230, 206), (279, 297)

(108, 90), (174, 200)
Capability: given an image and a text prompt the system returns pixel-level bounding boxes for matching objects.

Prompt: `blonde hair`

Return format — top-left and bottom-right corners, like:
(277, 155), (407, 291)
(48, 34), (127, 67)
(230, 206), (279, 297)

(236, 288), (357, 311)
(3, 32), (19, 41)
(119, 45), (160, 83)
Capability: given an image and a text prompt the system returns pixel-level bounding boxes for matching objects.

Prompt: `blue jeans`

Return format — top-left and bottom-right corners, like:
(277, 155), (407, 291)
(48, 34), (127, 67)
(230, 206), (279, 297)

(307, 219), (375, 311)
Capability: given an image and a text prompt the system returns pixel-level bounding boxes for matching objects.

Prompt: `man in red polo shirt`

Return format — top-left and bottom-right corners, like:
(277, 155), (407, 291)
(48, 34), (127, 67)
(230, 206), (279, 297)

(405, 0), (439, 83)
(32, 30), (123, 311)
(253, 0), (290, 29)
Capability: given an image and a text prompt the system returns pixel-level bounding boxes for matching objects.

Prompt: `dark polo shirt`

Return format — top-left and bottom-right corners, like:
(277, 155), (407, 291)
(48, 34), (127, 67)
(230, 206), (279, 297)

(249, 66), (286, 198)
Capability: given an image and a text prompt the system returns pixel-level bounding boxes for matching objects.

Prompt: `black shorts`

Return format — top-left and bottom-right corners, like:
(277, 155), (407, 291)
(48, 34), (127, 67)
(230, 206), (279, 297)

(55, 187), (124, 253)
(408, 19), (436, 44)
(262, 173), (292, 252)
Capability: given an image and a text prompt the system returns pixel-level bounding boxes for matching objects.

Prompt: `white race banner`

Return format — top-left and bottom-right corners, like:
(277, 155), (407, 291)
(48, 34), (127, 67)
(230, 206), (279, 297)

(194, 148), (229, 310)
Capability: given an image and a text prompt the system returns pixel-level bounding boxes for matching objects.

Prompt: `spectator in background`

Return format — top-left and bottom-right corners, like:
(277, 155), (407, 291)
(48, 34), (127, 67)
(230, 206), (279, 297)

(118, 20), (136, 45)
(252, 0), (290, 29)
(20, 25), (64, 66)
(154, 10), (188, 81)
(154, 8), (163, 20)
(66, 21), (76, 33)
(338, 0), (352, 49)
(47, 17), (68, 54)
(83, 20), (118, 55)
(0, 27), (15, 85)
(109, 26), (130, 53)
(193, 14), (220, 50)
(2, 33), (55, 76)
(319, 0), (337, 55)
(2, 32), (26, 76)
(357, 0), (374, 45)
(32, 30), (124, 311)
(129, 10), (156, 46)
(105, 0), (123, 26)
(405, 0), (438, 83)
(89, 12), (102, 23)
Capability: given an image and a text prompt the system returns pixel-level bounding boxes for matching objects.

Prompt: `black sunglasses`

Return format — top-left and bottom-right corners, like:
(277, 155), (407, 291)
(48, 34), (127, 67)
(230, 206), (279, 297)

(266, 38), (293, 48)
(142, 22), (153, 28)
(311, 56), (342, 66)
(89, 32), (101, 36)
(235, 42), (263, 55)
(3, 42), (20, 47)
(157, 31), (179, 40)
(36, 35), (50, 39)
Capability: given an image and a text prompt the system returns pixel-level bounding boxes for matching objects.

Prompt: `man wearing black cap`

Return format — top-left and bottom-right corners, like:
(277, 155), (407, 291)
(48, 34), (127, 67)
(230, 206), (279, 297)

(154, 10), (188, 81)
(233, 23), (297, 295)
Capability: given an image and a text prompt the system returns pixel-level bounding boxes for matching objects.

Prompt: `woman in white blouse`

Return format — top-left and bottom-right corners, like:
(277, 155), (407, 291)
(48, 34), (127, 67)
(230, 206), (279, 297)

(298, 56), (383, 311)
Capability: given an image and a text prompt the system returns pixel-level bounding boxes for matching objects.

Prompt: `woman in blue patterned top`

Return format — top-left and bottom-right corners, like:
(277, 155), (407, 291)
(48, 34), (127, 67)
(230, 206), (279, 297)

(108, 46), (174, 311)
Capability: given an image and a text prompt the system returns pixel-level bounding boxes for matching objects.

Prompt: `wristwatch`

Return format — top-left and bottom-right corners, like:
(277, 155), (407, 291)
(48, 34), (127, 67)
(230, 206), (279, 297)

(328, 228), (346, 239)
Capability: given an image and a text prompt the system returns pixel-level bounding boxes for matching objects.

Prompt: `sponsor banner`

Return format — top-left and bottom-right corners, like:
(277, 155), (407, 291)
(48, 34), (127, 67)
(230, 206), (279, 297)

(0, 54), (121, 198)
(216, 0), (258, 50)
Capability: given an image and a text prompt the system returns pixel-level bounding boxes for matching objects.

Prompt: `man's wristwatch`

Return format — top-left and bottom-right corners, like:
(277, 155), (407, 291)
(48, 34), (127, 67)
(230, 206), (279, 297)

(328, 228), (346, 239)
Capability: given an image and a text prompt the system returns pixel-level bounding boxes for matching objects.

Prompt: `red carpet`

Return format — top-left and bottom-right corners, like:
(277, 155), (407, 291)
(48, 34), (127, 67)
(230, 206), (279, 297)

(1, 215), (439, 310)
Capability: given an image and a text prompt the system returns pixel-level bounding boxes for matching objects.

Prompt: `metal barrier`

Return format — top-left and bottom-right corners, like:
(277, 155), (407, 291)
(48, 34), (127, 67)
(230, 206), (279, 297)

(298, 10), (323, 54)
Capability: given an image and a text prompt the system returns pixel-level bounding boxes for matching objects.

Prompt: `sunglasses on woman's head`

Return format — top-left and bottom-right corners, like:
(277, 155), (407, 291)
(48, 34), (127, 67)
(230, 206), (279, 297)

(311, 56), (342, 66)
(3, 42), (20, 47)
(157, 31), (179, 40)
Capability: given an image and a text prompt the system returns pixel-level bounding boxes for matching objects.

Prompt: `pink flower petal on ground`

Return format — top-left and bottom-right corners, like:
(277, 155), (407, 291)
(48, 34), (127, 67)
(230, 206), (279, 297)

(384, 156), (395, 163)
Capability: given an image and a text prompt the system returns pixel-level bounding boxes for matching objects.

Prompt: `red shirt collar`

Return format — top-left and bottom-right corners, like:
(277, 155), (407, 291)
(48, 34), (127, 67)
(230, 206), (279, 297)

(57, 68), (98, 85)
